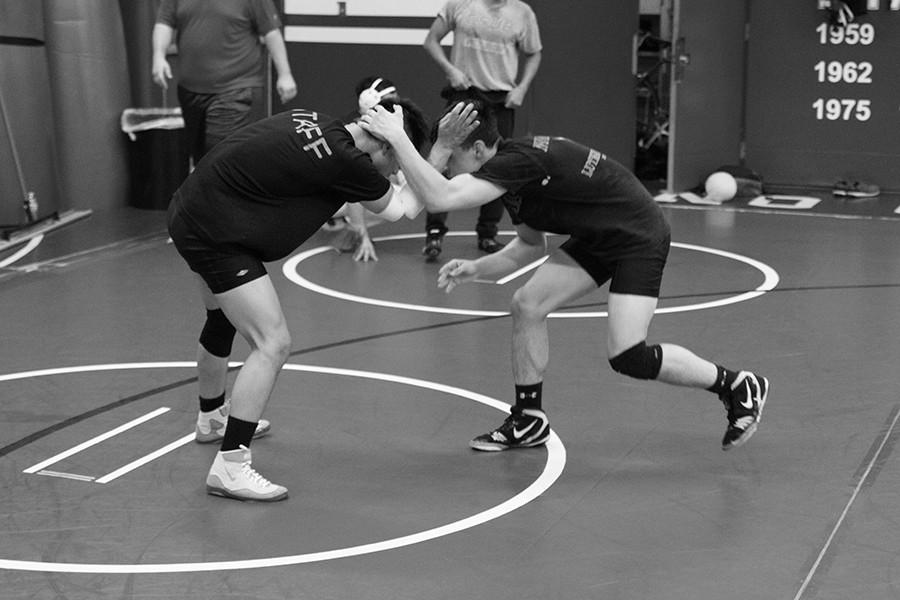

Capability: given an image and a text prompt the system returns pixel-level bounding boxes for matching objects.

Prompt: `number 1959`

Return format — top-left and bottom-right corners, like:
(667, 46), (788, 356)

(815, 22), (875, 45)
(812, 98), (872, 121)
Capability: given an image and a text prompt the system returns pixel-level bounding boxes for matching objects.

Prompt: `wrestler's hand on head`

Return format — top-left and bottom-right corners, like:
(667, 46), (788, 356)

(436, 102), (479, 149)
(359, 104), (405, 144)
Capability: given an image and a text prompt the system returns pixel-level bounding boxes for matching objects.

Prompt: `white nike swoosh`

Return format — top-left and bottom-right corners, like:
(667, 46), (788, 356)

(739, 381), (755, 409)
(513, 423), (535, 439)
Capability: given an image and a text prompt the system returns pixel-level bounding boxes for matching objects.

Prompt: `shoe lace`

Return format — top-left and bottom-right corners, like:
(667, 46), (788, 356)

(240, 462), (275, 488)
(495, 410), (541, 440)
(485, 412), (519, 441)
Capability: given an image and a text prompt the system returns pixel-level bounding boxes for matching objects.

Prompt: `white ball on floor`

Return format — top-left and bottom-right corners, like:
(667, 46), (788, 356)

(704, 171), (738, 203)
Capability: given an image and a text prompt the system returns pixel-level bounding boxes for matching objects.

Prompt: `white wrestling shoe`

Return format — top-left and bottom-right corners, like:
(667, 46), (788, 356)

(205, 445), (288, 502)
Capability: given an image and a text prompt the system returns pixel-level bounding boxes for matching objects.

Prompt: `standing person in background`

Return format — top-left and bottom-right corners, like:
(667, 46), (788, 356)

(421, 0), (542, 260)
(151, 0), (298, 164)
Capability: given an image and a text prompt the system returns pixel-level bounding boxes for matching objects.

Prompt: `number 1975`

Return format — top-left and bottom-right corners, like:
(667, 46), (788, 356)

(812, 98), (872, 121)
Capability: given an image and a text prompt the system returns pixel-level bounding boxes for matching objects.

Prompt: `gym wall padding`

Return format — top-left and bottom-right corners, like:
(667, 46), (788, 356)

(0, 0), (62, 225)
(119, 0), (167, 109)
(43, 0), (131, 212)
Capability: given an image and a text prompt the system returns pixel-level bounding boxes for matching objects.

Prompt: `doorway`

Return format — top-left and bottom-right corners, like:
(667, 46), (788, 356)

(634, 0), (674, 193)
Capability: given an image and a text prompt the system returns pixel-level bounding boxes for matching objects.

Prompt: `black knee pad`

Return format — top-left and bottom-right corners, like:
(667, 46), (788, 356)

(609, 341), (662, 380)
(199, 309), (236, 358)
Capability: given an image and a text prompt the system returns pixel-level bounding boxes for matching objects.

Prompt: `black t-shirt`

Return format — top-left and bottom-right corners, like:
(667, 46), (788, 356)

(174, 109), (390, 262)
(474, 136), (670, 257)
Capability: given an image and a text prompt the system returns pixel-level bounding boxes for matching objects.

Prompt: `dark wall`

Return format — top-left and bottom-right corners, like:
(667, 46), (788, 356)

(745, 2), (900, 192)
(0, 1), (637, 220)
(280, 1), (638, 164)
(526, 0), (637, 165)
(280, 43), (449, 128)
(8, 0), (895, 220)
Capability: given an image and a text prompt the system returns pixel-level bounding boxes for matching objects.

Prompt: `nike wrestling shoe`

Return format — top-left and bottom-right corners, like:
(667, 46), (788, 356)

(206, 445), (288, 502)
(720, 371), (769, 450)
(470, 407), (550, 451)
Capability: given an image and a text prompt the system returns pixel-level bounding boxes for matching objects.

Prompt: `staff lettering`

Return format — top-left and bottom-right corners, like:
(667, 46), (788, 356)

(291, 109), (332, 158)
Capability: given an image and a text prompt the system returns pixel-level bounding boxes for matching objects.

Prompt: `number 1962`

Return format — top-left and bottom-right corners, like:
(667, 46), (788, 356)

(812, 98), (872, 121)
(813, 61), (873, 84)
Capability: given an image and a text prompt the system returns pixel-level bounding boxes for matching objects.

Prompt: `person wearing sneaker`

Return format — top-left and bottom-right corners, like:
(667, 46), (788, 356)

(168, 98), (430, 501)
(420, 0), (543, 261)
(362, 100), (769, 452)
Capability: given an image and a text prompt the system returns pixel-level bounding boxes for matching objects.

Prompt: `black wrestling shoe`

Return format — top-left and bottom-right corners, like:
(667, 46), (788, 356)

(470, 407), (550, 451)
(477, 237), (505, 253)
(720, 371), (769, 450)
(423, 228), (444, 261)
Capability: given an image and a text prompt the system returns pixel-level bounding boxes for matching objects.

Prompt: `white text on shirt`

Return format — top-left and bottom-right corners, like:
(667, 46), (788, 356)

(292, 109), (333, 159)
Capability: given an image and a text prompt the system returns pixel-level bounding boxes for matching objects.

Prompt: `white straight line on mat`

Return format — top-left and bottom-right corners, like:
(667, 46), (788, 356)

(793, 405), (900, 600)
(95, 433), (196, 484)
(22, 407), (171, 474)
(36, 470), (96, 482)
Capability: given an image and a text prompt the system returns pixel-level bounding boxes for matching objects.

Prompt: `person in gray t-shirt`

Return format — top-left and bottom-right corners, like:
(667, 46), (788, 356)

(151, 0), (297, 162)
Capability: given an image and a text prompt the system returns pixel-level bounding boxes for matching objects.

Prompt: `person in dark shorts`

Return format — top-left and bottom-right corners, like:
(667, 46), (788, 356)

(168, 97), (429, 501)
(361, 101), (769, 452)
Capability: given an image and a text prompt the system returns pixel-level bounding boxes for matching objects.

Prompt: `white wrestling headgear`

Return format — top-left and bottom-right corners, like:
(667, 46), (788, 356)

(358, 77), (398, 114)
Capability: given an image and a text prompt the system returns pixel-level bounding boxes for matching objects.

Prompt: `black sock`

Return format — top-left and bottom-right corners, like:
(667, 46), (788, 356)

(199, 392), (226, 413)
(707, 365), (738, 396)
(515, 382), (543, 411)
(220, 416), (257, 452)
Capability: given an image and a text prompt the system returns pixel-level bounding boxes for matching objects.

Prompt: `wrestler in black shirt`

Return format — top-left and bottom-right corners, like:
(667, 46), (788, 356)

(363, 100), (769, 454)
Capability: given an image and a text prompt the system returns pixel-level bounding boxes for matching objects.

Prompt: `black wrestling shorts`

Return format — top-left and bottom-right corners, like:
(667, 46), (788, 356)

(167, 202), (267, 294)
(560, 233), (670, 297)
